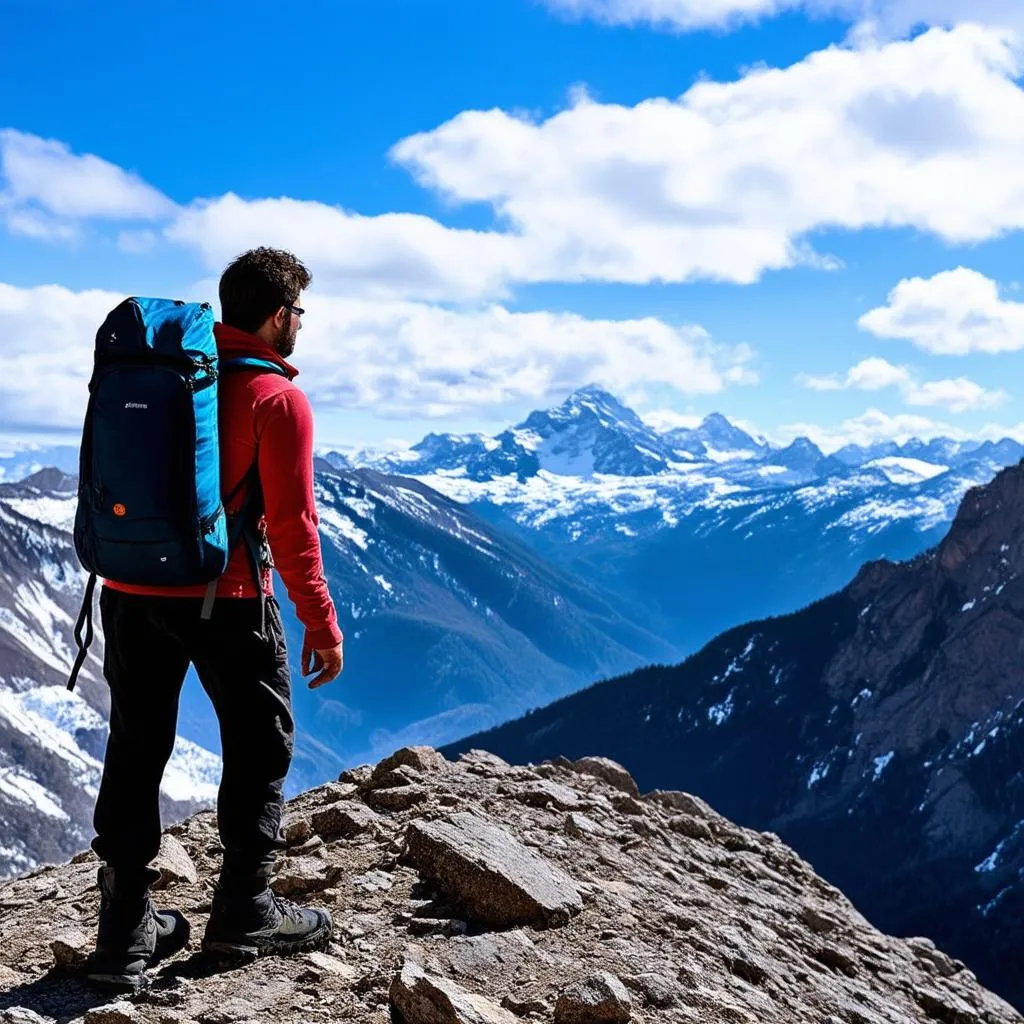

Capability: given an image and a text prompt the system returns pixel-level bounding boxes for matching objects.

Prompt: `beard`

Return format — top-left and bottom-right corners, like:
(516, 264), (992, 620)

(274, 310), (298, 358)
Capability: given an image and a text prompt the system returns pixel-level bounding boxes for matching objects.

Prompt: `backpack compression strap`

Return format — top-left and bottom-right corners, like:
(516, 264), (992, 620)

(66, 572), (98, 691)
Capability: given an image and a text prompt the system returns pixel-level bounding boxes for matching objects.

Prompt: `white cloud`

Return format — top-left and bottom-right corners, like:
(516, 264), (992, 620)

(289, 296), (753, 417)
(800, 356), (911, 391)
(10, 27), (1024, 302)
(540, 0), (1024, 33)
(0, 282), (121, 431)
(903, 376), (1007, 412)
(167, 194), (524, 303)
(859, 267), (1024, 355)
(776, 407), (955, 450)
(797, 355), (1006, 412)
(0, 281), (754, 430)
(0, 131), (175, 242)
(639, 408), (705, 431)
(777, 406), (1024, 451)
(389, 26), (1024, 293)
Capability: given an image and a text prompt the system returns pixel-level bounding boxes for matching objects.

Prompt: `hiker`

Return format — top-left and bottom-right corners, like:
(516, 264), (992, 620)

(84, 248), (344, 992)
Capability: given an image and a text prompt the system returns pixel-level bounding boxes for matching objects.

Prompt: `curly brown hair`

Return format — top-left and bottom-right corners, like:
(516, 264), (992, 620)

(219, 247), (312, 333)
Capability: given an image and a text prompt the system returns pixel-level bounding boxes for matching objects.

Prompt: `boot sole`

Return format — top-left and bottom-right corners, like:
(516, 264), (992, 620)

(201, 916), (332, 964)
(84, 967), (152, 995)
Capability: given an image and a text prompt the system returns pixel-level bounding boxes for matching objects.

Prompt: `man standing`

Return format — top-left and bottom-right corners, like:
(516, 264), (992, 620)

(86, 248), (344, 992)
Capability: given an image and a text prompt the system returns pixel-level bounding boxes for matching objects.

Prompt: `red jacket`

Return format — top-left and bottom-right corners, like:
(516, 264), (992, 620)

(104, 323), (343, 651)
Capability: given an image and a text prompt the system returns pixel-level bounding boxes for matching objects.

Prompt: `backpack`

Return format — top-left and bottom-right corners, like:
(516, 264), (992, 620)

(66, 297), (287, 692)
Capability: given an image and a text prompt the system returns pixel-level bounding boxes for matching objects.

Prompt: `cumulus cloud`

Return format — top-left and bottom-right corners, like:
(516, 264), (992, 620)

(540, 0), (1024, 33)
(167, 194), (525, 303)
(390, 26), (1024, 293)
(640, 409), (705, 431)
(0, 281), (754, 430)
(285, 296), (754, 417)
(776, 407), (960, 451)
(859, 267), (1024, 355)
(797, 355), (1007, 412)
(0, 282), (121, 431)
(0, 130), (175, 242)
(11, 27), (1024, 302)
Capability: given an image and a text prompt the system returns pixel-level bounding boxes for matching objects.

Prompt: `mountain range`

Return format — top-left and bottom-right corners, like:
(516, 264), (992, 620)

(3, 385), (1024, 886)
(438, 458), (1024, 1010)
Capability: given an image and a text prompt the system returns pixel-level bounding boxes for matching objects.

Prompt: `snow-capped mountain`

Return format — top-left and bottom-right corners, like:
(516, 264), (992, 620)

(663, 410), (767, 461)
(0, 471), (221, 879)
(331, 386), (1024, 543)
(0, 443), (79, 484)
(439, 459), (1024, 1011)
(0, 465), (681, 834)
(271, 465), (680, 779)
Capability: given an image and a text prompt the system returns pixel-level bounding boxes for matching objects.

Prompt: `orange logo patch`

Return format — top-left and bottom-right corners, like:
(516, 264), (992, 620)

(113, 503), (127, 517)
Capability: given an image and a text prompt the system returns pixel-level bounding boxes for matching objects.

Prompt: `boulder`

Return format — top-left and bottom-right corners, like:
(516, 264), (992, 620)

(401, 810), (583, 928)
(571, 756), (640, 797)
(372, 746), (449, 781)
(554, 971), (633, 1023)
(389, 959), (520, 1024)
(310, 801), (381, 840)
(150, 834), (198, 890)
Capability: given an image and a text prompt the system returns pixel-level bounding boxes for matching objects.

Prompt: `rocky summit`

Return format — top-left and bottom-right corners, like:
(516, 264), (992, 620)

(0, 747), (1020, 1024)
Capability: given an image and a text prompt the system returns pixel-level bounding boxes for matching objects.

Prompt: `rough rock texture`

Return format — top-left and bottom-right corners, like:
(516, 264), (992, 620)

(0, 745), (1020, 1024)
(439, 460), (1024, 1011)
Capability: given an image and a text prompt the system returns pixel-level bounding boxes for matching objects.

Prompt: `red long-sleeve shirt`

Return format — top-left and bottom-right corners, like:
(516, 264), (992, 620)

(103, 323), (343, 651)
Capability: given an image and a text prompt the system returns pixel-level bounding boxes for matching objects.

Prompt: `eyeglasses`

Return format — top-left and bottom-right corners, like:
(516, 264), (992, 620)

(282, 302), (305, 317)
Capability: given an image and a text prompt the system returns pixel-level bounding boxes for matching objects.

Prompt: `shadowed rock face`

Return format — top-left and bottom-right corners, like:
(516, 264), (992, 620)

(0, 746), (1020, 1024)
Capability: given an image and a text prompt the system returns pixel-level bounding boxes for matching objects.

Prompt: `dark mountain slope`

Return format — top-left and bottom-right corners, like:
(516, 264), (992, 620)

(440, 460), (1024, 1009)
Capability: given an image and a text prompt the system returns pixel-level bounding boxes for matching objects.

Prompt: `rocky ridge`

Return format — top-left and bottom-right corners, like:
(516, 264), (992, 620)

(0, 746), (1020, 1024)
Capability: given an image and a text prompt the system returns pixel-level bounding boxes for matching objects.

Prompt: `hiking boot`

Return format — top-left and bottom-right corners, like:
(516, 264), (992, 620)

(85, 865), (190, 994)
(201, 883), (333, 963)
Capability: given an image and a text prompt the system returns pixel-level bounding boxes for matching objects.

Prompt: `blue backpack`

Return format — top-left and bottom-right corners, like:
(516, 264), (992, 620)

(67, 297), (286, 691)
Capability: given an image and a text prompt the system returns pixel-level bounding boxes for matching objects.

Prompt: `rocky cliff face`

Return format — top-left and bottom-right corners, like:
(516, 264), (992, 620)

(437, 461), (1024, 1010)
(0, 747), (1020, 1024)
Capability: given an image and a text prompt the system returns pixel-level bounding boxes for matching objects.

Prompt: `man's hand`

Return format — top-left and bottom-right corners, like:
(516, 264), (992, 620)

(301, 640), (344, 689)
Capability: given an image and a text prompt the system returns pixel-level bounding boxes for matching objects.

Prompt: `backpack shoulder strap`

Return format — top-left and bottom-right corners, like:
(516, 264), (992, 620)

(219, 356), (289, 377)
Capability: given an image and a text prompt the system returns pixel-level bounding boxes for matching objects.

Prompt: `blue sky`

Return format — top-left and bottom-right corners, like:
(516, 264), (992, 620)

(3, 0), (1024, 453)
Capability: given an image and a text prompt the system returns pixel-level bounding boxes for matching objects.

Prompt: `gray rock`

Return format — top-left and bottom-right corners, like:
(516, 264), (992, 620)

(303, 950), (358, 980)
(197, 999), (257, 1023)
(1, 1010), (55, 1024)
(338, 763), (374, 786)
(50, 926), (90, 968)
(571, 756), (640, 797)
(668, 814), (714, 841)
(150, 834), (197, 890)
(643, 790), (716, 818)
(457, 749), (513, 776)
(514, 780), (581, 810)
(401, 810), (583, 928)
(365, 785), (429, 811)
(83, 1004), (139, 1024)
(565, 811), (605, 838)
(389, 959), (520, 1024)
(622, 972), (681, 1009)
(372, 745), (449, 780)
(554, 971), (632, 1023)
(310, 800), (380, 839)
(272, 857), (332, 897)
(282, 815), (312, 845)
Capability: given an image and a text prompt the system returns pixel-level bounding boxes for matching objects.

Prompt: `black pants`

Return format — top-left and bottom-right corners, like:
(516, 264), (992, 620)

(91, 587), (294, 894)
